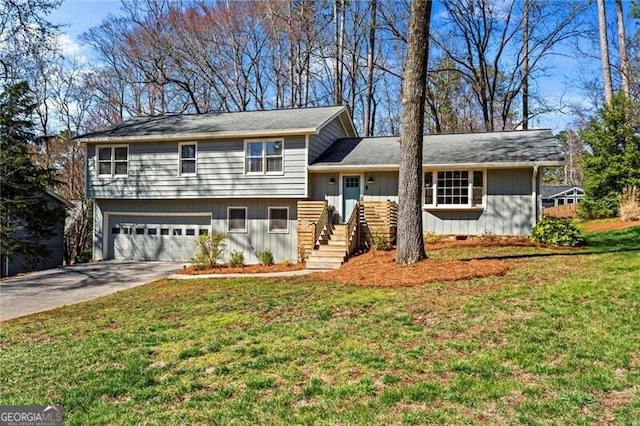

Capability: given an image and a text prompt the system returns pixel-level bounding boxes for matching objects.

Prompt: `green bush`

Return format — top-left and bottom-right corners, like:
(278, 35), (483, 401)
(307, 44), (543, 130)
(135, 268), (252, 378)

(372, 233), (393, 250)
(229, 250), (245, 267)
(256, 249), (274, 266)
(530, 216), (585, 247)
(191, 232), (227, 269)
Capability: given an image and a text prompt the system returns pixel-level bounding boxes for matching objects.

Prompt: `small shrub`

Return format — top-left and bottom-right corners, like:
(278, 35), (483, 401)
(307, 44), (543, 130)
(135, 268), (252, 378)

(282, 258), (293, 267)
(423, 232), (442, 244)
(256, 249), (274, 265)
(229, 250), (245, 268)
(619, 186), (640, 222)
(531, 216), (585, 247)
(372, 233), (393, 251)
(191, 232), (227, 269)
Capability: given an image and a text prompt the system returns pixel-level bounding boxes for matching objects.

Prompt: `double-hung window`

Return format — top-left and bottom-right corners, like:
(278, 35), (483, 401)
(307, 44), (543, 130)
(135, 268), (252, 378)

(245, 139), (283, 174)
(424, 170), (485, 208)
(97, 145), (128, 176)
(179, 142), (197, 175)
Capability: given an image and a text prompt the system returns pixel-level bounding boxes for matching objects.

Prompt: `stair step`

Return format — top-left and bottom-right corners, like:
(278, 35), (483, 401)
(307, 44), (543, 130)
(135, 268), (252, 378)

(316, 245), (347, 253)
(307, 253), (346, 261)
(306, 260), (343, 270)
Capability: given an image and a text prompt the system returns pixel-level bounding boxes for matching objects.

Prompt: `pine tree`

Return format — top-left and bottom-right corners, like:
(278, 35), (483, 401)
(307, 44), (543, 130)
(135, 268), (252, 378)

(0, 81), (64, 264)
(580, 94), (640, 218)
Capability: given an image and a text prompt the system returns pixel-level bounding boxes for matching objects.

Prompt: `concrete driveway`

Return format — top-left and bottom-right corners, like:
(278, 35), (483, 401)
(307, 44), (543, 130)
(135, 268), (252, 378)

(0, 261), (181, 321)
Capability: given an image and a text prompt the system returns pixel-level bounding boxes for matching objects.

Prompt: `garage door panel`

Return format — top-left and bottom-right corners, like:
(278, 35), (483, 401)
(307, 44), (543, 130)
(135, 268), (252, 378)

(108, 215), (210, 261)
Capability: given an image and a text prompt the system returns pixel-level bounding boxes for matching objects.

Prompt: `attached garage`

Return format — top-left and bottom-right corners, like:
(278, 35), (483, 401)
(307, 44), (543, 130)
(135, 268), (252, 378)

(106, 214), (211, 261)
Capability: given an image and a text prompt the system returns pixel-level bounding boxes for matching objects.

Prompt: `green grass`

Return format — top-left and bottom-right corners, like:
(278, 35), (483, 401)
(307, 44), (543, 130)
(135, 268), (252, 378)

(1, 227), (639, 424)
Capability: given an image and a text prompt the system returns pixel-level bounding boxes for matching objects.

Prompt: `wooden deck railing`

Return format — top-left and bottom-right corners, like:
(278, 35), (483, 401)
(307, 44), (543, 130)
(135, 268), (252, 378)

(361, 200), (398, 244)
(297, 200), (328, 261)
(543, 203), (579, 219)
(345, 201), (361, 255)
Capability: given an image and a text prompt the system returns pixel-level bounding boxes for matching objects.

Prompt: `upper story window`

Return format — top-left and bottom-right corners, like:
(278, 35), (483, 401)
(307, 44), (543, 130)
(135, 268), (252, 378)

(179, 142), (197, 175)
(424, 170), (485, 208)
(245, 139), (283, 174)
(97, 145), (128, 176)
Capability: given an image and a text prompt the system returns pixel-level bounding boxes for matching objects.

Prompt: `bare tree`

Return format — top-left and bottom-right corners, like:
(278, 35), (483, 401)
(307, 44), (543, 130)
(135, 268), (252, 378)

(396, 0), (432, 265)
(615, 0), (631, 98)
(433, 0), (587, 131)
(597, 0), (613, 105)
(364, 0), (377, 137)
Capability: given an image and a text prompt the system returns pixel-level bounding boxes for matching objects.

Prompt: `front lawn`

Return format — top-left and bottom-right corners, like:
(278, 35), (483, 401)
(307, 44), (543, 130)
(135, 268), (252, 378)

(1, 227), (639, 424)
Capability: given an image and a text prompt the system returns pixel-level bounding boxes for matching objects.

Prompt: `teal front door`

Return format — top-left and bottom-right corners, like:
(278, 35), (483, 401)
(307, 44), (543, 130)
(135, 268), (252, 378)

(342, 175), (361, 222)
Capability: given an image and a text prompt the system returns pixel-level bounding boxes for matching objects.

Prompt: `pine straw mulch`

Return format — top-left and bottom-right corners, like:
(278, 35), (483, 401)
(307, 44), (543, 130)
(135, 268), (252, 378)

(583, 218), (640, 233)
(182, 263), (305, 275)
(311, 249), (511, 287)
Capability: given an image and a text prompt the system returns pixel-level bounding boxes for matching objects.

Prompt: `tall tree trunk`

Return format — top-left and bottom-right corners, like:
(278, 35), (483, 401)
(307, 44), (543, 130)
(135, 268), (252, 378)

(334, 0), (345, 105)
(597, 0), (613, 105)
(522, 0), (529, 130)
(364, 0), (377, 137)
(396, 0), (432, 265)
(615, 0), (631, 97)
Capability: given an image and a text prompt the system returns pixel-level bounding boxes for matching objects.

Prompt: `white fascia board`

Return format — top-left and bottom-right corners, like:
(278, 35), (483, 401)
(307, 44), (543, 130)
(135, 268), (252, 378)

(549, 186), (584, 198)
(76, 128), (319, 143)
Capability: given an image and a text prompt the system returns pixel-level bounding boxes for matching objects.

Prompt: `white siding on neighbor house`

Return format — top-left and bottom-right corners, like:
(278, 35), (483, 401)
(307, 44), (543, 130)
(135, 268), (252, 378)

(311, 168), (537, 235)
(308, 118), (350, 163)
(93, 199), (299, 264)
(86, 136), (307, 199)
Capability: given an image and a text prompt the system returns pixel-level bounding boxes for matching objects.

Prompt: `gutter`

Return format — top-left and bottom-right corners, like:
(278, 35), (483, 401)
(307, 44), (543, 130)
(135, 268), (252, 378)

(76, 128), (320, 143)
(308, 161), (564, 172)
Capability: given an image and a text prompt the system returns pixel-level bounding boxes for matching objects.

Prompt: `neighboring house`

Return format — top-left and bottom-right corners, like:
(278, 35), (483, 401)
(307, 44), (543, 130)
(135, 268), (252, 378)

(1, 191), (70, 277)
(77, 106), (563, 266)
(541, 185), (585, 208)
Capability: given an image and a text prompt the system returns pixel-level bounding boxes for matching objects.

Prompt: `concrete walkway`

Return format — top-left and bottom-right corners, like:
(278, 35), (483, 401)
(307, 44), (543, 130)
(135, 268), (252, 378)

(0, 261), (181, 321)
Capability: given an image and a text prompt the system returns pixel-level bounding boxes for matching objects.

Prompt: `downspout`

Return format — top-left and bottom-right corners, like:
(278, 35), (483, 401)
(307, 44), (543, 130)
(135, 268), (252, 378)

(532, 165), (539, 225)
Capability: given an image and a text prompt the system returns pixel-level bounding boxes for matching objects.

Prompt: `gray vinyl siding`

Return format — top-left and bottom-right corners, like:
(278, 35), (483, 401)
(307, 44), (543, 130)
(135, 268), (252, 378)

(308, 118), (350, 163)
(311, 168), (537, 235)
(93, 199), (298, 264)
(87, 136), (307, 199)
(424, 168), (535, 236)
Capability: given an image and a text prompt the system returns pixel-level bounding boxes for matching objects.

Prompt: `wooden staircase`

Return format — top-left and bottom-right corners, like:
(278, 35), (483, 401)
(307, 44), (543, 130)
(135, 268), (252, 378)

(305, 224), (349, 270)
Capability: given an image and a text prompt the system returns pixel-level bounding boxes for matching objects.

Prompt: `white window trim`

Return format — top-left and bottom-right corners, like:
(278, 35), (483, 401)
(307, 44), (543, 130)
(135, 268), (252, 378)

(178, 142), (197, 176)
(268, 206), (289, 234)
(423, 169), (487, 210)
(244, 138), (285, 175)
(96, 145), (129, 177)
(227, 206), (248, 233)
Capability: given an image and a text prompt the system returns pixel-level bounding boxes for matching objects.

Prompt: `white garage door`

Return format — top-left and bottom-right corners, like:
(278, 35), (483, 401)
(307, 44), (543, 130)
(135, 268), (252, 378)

(108, 215), (211, 261)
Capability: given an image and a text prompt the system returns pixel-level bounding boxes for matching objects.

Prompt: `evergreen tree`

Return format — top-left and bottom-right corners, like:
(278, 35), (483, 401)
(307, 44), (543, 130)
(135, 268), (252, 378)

(580, 93), (640, 218)
(0, 81), (64, 264)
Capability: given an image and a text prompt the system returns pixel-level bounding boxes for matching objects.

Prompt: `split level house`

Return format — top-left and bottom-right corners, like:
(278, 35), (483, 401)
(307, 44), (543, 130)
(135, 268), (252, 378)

(78, 106), (564, 269)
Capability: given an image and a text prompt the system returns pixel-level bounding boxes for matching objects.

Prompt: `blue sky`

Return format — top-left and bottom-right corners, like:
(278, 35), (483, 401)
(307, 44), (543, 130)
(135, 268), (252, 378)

(47, 0), (631, 133)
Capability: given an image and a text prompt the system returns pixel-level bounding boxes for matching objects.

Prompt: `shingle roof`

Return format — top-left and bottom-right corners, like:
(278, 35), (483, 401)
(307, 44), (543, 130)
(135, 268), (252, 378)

(310, 129), (563, 169)
(76, 106), (351, 142)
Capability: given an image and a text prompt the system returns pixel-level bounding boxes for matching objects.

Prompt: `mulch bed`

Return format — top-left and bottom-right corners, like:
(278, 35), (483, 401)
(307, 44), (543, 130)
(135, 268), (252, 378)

(311, 249), (510, 287)
(182, 263), (305, 275)
(583, 219), (640, 233)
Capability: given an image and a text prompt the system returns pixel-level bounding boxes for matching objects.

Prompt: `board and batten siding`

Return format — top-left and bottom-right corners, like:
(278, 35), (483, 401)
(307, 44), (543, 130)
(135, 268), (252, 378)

(93, 198), (298, 264)
(423, 168), (536, 235)
(311, 168), (538, 235)
(308, 118), (350, 163)
(86, 136), (307, 199)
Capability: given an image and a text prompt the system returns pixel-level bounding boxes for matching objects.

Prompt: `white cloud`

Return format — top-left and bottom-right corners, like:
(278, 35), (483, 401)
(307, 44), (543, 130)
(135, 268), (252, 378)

(56, 33), (88, 64)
